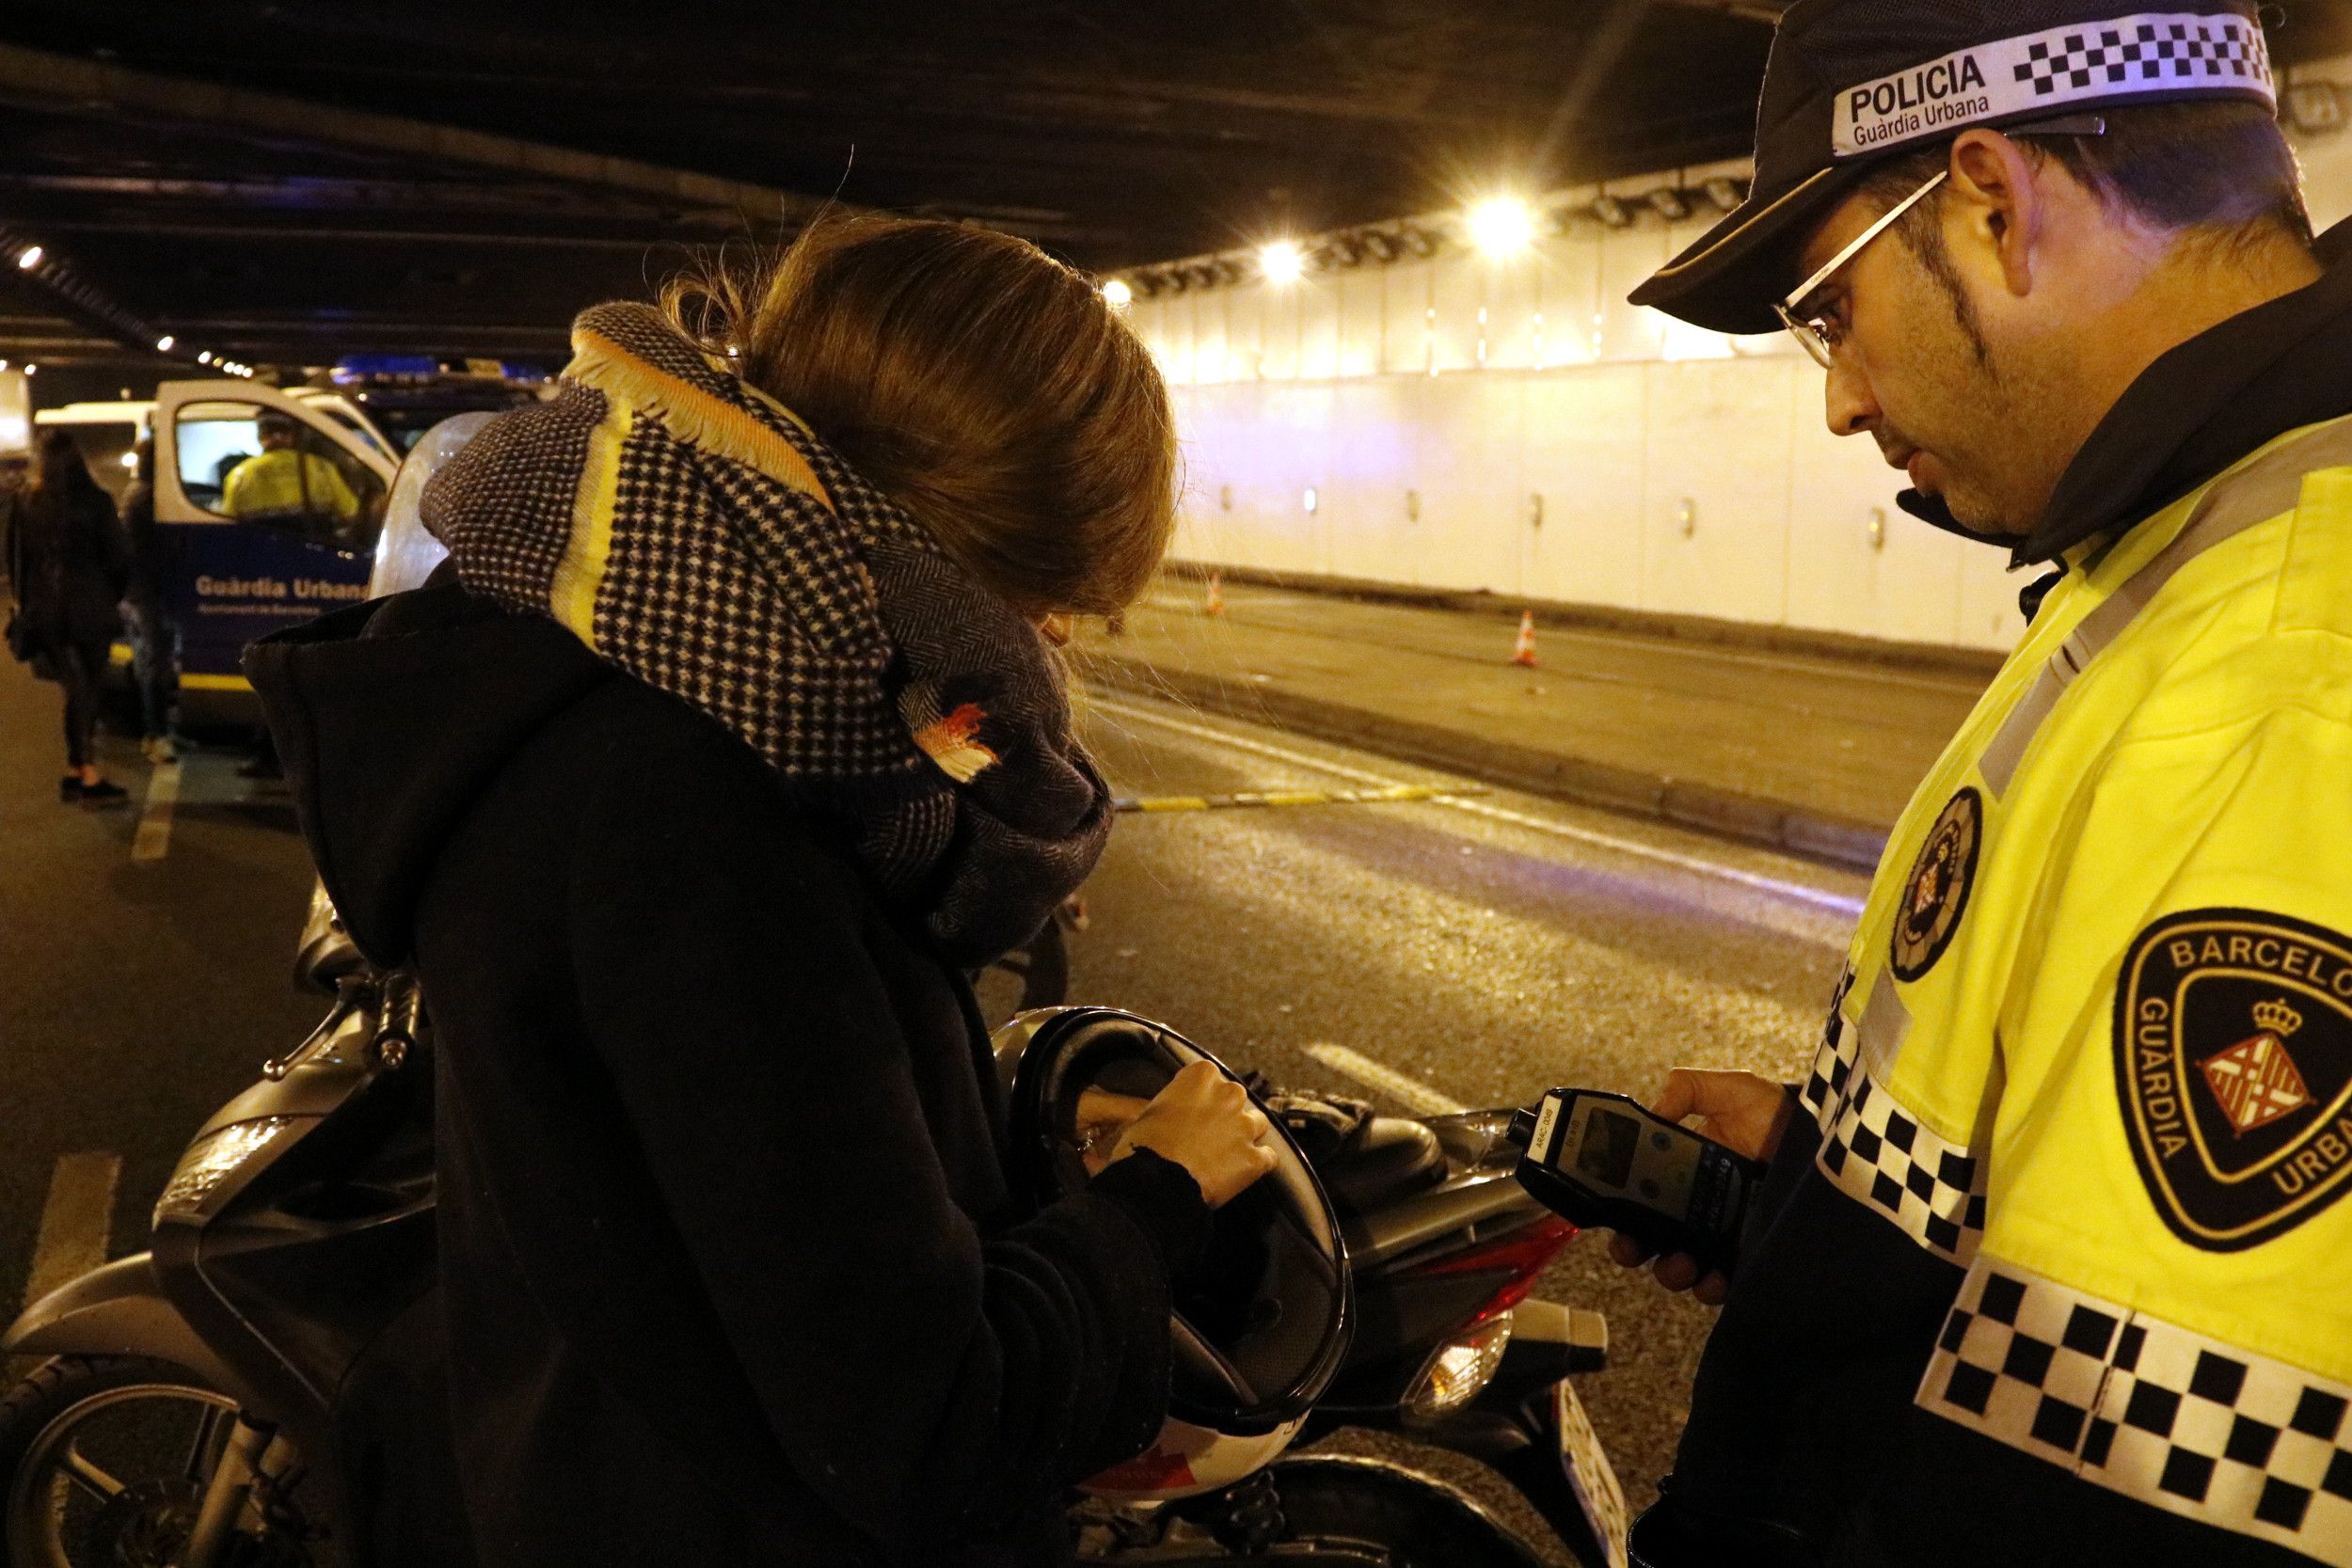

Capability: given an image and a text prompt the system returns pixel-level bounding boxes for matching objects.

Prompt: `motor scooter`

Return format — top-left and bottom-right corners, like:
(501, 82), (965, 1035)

(0, 903), (1627, 1568)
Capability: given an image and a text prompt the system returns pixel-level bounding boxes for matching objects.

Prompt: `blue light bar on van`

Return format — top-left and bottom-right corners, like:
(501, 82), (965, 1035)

(330, 355), (441, 384)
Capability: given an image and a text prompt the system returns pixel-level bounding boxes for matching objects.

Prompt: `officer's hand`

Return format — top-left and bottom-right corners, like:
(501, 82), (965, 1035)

(1605, 1069), (1793, 1308)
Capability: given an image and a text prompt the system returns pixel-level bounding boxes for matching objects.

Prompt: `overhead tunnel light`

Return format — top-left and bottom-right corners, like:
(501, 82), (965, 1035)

(1259, 240), (1306, 286)
(15, 245), (40, 271)
(1467, 197), (1537, 258)
(1102, 277), (1134, 309)
(155, 334), (175, 352)
(198, 351), (211, 364)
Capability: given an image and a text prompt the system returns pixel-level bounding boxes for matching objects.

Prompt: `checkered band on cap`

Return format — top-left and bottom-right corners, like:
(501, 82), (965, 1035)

(1924, 1259), (2352, 1563)
(1833, 10), (2274, 158)
(2016, 17), (2266, 97)
(1801, 969), (1988, 1264)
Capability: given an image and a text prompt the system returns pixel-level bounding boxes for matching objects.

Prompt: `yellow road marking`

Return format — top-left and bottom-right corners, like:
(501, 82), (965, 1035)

(1114, 784), (1481, 815)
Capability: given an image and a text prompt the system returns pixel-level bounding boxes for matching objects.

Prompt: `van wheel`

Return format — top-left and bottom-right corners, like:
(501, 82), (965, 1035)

(0, 1356), (321, 1568)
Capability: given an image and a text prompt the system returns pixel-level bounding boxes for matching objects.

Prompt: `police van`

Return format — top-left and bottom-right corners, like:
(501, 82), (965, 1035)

(35, 381), (400, 719)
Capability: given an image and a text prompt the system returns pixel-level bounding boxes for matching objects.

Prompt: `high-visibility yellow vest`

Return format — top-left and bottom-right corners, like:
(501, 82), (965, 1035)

(1808, 412), (2352, 1560)
(221, 450), (359, 524)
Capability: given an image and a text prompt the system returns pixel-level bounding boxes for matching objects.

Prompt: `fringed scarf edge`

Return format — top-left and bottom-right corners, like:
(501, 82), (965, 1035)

(564, 324), (834, 511)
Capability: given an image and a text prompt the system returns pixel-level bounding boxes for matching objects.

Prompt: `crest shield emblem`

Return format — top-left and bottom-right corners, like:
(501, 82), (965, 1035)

(2116, 910), (2352, 1250)
(1890, 788), (1981, 982)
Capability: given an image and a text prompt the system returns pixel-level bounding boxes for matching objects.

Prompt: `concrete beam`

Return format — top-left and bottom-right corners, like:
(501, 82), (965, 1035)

(0, 41), (837, 226)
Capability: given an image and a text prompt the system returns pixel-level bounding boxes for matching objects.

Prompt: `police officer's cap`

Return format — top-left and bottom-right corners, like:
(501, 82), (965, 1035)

(1632, 1), (2277, 334)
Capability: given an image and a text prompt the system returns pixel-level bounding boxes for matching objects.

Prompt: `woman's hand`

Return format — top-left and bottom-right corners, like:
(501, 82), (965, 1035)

(1604, 1068), (1792, 1307)
(1076, 1087), (1152, 1178)
(1103, 1060), (1279, 1208)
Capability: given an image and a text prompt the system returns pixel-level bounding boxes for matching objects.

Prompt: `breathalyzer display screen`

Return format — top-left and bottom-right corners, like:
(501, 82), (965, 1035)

(1578, 1109), (1639, 1187)
(1567, 1098), (1701, 1222)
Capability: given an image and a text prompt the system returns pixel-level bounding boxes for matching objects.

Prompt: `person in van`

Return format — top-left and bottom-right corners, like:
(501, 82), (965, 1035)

(223, 411), (359, 529)
(7, 431), (131, 804)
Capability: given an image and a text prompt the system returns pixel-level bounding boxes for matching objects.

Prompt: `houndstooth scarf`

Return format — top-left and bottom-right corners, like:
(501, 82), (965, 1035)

(420, 301), (1112, 965)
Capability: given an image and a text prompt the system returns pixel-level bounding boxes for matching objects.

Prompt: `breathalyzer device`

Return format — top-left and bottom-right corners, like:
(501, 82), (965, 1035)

(1506, 1089), (1767, 1276)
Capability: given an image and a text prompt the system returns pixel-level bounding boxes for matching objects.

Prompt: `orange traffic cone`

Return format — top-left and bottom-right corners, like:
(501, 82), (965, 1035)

(1510, 610), (1538, 668)
(1205, 572), (1225, 617)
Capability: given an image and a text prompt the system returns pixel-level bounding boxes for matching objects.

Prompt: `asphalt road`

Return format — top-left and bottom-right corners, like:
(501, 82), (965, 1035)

(0, 649), (1867, 1557)
(1057, 689), (1860, 1539)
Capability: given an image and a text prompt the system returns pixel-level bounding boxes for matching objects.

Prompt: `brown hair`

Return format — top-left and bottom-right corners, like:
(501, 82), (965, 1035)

(666, 216), (1175, 619)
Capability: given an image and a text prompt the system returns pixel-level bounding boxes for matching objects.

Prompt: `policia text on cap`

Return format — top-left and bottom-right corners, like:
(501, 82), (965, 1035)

(1603, 5), (2352, 1567)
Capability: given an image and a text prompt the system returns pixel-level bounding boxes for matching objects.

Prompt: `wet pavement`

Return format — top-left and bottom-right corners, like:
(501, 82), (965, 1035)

(0, 646), (1870, 1559)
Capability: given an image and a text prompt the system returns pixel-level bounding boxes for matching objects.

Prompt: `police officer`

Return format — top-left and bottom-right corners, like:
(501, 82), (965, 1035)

(222, 411), (360, 530)
(1610, 4), (2352, 1564)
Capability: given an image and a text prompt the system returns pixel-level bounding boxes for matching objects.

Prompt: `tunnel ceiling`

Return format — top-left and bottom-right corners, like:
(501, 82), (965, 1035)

(2, 0), (2347, 369)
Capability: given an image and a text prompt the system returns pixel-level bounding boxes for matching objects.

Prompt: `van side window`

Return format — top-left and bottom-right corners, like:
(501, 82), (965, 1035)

(175, 403), (387, 554)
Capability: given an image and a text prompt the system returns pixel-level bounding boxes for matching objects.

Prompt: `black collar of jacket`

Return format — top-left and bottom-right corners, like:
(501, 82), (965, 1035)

(1896, 216), (2352, 568)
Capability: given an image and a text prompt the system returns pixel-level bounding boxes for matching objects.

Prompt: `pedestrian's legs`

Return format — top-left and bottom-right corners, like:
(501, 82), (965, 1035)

(57, 637), (129, 804)
(57, 639), (100, 771)
(131, 602), (178, 756)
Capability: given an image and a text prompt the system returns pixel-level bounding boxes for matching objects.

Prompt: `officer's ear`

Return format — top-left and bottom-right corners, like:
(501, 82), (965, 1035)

(1946, 129), (2047, 300)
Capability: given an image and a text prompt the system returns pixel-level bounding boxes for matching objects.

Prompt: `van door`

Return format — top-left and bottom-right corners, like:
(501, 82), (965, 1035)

(289, 388), (399, 467)
(152, 379), (398, 700)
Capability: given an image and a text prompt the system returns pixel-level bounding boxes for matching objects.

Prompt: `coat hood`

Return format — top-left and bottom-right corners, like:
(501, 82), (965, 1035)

(244, 578), (609, 967)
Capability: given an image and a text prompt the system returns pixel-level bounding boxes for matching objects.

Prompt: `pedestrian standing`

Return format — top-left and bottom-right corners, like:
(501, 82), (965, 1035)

(8, 431), (130, 804)
(119, 437), (180, 762)
(1605, 4), (2352, 1565)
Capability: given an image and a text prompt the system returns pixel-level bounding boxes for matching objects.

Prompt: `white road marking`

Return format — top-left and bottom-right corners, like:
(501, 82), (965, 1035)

(23, 1152), (119, 1310)
(1304, 1042), (1469, 1117)
(1084, 691), (1867, 923)
(131, 761), (182, 863)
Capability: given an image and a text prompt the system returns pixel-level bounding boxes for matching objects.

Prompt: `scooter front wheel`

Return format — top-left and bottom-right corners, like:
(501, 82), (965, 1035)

(0, 1355), (319, 1568)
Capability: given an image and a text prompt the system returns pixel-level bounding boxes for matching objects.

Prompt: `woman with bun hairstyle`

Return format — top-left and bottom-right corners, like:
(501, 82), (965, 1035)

(247, 216), (1276, 1566)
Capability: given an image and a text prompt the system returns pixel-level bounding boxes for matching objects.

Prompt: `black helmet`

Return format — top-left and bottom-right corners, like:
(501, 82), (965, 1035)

(995, 1007), (1354, 1499)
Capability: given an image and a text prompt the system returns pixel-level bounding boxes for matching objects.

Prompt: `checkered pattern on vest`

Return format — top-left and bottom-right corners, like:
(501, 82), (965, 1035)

(1800, 968), (1990, 1264)
(1923, 1259), (2352, 1563)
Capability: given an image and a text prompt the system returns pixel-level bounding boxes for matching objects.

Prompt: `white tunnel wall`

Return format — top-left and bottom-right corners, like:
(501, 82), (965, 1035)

(1139, 77), (2352, 654)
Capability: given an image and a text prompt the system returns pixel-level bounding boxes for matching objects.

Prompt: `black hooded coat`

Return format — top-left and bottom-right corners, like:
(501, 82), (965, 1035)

(245, 578), (1211, 1568)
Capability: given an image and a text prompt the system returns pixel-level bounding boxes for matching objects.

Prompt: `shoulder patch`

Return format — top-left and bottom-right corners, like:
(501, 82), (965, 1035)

(1890, 788), (1981, 983)
(2117, 909), (2352, 1251)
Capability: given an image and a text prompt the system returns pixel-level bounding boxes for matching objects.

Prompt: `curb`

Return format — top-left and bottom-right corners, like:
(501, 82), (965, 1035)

(1080, 655), (1891, 875)
(1164, 561), (2007, 683)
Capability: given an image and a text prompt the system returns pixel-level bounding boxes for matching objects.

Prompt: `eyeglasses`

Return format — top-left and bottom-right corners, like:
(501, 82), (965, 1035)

(1774, 169), (1947, 370)
(1774, 113), (2108, 370)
